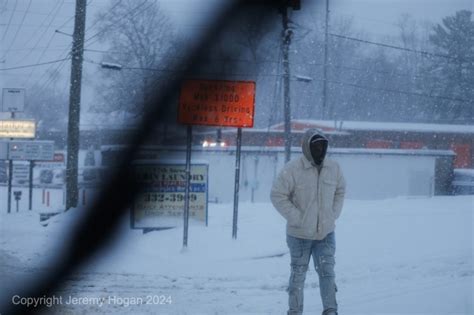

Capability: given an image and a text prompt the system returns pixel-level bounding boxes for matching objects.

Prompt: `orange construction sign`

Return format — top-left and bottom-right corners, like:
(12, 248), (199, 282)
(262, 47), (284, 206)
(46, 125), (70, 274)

(178, 80), (255, 128)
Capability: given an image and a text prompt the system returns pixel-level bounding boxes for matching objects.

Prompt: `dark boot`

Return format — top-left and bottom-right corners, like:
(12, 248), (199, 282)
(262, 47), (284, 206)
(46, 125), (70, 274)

(322, 308), (338, 315)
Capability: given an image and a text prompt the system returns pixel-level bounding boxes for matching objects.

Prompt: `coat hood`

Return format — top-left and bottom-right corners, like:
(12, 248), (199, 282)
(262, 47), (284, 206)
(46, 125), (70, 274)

(302, 128), (329, 165)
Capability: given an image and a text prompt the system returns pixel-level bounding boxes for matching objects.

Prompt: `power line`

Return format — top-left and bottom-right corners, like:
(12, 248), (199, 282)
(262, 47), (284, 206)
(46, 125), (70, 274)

(26, 41), (72, 93)
(23, 31), (60, 86)
(11, 0), (130, 96)
(84, 57), (467, 103)
(23, 0), (92, 90)
(0, 22), (73, 27)
(83, 47), (448, 83)
(32, 49), (71, 94)
(84, 53), (470, 104)
(0, 58), (70, 71)
(334, 12), (402, 28)
(0, 46), (70, 52)
(0, 0), (8, 13)
(17, 0), (64, 63)
(83, 0), (152, 46)
(50, 0), (95, 39)
(26, 48), (71, 104)
(327, 62), (432, 81)
(83, 58), (282, 77)
(83, 0), (122, 34)
(1, 0), (17, 41)
(55, 15), (75, 32)
(0, 0), (32, 61)
(21, 0), (67, 86)
(0, 9), (70, 17)
(324, 78), (469, 103)
(329, 33), (458, 61)
(82, 1), (153, 49)
(84, 48), (285, 65)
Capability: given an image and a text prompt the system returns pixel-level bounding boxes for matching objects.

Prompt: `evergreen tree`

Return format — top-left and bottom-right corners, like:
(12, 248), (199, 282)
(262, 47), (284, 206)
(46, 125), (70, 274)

(428, 10), (474, 123)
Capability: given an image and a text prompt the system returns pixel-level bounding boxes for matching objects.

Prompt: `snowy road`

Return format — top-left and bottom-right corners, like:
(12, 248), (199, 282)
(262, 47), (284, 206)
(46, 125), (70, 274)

(1, 196), (473, 314)
(27, 255), (472, 315)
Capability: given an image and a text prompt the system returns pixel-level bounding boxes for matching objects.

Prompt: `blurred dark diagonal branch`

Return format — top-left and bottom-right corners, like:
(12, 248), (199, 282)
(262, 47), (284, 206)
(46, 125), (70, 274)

(0, 1), (284, 314)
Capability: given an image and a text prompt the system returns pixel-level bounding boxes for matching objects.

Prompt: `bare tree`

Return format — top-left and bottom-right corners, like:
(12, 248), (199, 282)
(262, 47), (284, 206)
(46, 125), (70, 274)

(92, 0), (177, 114)
(24, 71), (69, 132)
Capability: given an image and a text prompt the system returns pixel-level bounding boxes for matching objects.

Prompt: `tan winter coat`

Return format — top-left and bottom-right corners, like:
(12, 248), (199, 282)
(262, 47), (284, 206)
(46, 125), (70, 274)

(270, 129), (346, 240)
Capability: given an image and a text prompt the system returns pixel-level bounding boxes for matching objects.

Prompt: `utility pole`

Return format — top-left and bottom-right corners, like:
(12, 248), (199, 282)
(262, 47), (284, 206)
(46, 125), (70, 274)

(279, 0), (300, 162)
(66, 0), (87, 210)
(322, 0), (330, 120)
(281, 4), (293, 163)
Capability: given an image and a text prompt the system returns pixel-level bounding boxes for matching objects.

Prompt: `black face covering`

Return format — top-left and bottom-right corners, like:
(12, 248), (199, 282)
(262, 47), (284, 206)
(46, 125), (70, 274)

(309, 136), (328, 165)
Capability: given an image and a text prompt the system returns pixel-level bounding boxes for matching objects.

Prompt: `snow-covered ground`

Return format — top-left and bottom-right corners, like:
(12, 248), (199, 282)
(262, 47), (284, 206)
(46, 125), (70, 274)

(1, 196), (473, 314)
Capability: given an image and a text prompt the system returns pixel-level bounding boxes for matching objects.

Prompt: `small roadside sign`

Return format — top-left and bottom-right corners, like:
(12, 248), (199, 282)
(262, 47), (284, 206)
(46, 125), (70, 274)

(177, 79), (256, 244)
(132, 162), (209, 229)
(178, 80), (256, 128)
(0, 120), (36, 138)
(2, 88), (26, 112)
(53, 153), (65, 162)
(8, 140), (54, 161)
(14, 191), (22, 200)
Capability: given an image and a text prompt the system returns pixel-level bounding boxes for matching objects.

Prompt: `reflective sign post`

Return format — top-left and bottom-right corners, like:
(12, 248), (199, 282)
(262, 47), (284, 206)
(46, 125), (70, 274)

(232, 128), (242, 239)
(179, 79), (255, 243)
(183, 125), (192, 248)
(14, 191), (22, 212)
(29, 161), (34, 210)
(3, 140), (54, 213)
(7, 160), (13, 213)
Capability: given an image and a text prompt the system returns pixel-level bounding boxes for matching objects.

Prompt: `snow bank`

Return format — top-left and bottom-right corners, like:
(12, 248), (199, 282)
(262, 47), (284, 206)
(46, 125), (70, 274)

(1, 196), (472, 314)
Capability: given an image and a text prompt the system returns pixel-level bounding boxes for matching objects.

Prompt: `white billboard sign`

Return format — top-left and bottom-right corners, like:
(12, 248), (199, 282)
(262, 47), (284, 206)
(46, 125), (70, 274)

(8, 140), (54, 161)
(0, 120), (36, 138)
(132, 163), (209, 229)
(2, 88), (26, 112)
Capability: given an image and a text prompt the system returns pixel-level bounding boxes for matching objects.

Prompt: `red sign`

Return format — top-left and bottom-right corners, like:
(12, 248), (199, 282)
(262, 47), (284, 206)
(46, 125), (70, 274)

(451, 143), (472, 168)
(178, 80), (255, 128)
(53, 153), (64, 162)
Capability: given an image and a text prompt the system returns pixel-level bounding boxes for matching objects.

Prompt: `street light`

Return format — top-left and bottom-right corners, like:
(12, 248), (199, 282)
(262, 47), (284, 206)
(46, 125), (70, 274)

(55, 30), (73, 37)
(100, 62), (123, 70)
(294, 74), (313, 82)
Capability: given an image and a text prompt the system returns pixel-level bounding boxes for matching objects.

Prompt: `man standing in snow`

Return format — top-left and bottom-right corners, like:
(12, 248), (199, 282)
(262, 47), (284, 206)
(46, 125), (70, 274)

(270, 128), (345, 315)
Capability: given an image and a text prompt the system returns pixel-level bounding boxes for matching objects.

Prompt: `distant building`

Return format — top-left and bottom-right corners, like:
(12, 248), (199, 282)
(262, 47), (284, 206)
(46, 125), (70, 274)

(195, 119), (474, 168)
(38, 117), (473, 169)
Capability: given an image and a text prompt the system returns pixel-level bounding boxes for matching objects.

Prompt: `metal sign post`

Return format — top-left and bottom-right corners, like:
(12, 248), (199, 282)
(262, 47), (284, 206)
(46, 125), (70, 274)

(232, 128), (242, 239)
(1, 88), (30, 214)
(2, 88), (25, 112)
(7, 160), (13, 213)
(179, 79), (256, 243)
(29, 161), (34, 210)
(183, 125), (192, 248)
(3, 140), (54, 213)
(14, 191), (22, 212)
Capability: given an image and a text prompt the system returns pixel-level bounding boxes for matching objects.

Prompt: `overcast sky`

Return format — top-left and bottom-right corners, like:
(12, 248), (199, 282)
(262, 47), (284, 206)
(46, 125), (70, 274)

(1, 0), (472, 117)
(329, 0), (473, 34)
